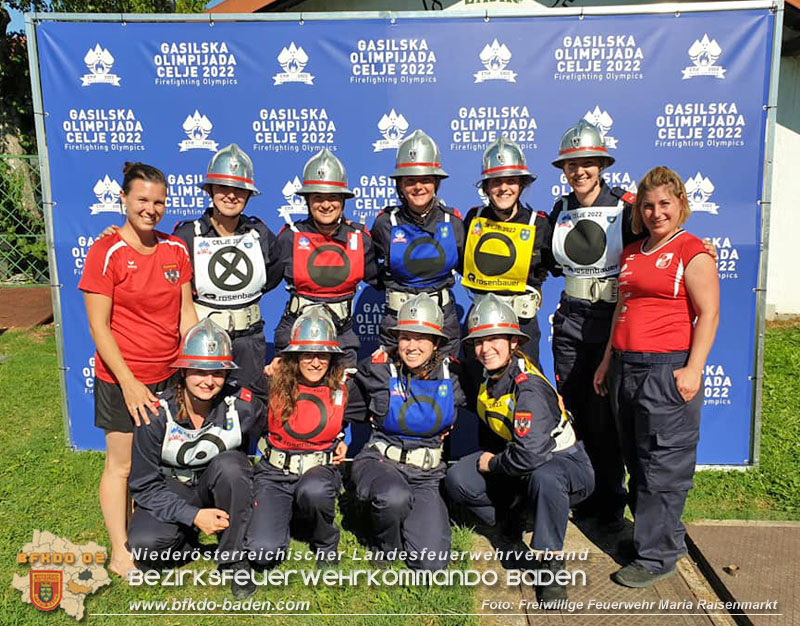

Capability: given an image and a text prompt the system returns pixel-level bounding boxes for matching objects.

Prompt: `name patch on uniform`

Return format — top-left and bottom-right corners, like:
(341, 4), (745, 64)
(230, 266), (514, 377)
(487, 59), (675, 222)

(514, 411), (532, 437)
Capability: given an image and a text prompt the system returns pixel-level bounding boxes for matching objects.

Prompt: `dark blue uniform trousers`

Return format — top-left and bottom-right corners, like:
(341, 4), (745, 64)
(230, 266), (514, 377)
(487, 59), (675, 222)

(228, 320), (268, 400)
(552, 295), (627, 520)
(127, 450), (253, 568)
(610, 351), (701, 574)
(244, 462), (342, 567)
(444, 446), (594, 552)
(380, 300), (461, 358)
(351, 446), (451, 570)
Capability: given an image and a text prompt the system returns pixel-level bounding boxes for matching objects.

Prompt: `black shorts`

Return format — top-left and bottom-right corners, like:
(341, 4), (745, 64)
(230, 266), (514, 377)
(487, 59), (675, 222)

(94, 375), (176, 433)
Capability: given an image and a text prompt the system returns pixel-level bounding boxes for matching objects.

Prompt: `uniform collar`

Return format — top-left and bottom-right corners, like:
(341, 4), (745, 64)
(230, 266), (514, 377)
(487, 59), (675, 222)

(482, 202), (532, 224)
(298, 216), (350, 243)
(400, 199), (443, 232)
(199, 207), (253, 236)
(566, 181), (615, 211)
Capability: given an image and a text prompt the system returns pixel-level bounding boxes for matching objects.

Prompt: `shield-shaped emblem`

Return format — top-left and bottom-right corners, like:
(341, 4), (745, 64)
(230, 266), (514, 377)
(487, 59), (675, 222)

(514, 411), (532, 438)
(163, 264), (180, 284)
(655, 252), (674, 269)
(408, 148), (417, 161)
(317, 167), (327, 180)
(31, 571), (62, 612)
(520, 228), (531, 241)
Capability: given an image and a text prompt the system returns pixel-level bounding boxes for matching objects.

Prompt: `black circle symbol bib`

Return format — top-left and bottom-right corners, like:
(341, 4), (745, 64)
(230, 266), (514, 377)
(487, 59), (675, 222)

(397, 395), (443, 438)
(177, 433), (226, 465)
(209, 247), (254, 292)
(404, 237), (446, 279)
(564, 220), (606, 266)
(283, 393), (329, 440)
(473, 232), (517, 277)
(307, 245), (351, 288)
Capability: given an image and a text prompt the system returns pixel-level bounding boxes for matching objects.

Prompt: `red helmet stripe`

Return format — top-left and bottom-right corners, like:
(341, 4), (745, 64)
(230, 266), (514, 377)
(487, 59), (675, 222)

(176, 353), (231, 361)
(470, 322), (520, 332)
(303, 180), (347, 187)
(398, 319), (443, 332)
(206, 173), (255, 184)
(483, 165), (530, 175)
(396, 162), (442, 168)
(289, 340), (339, 346)
(558, 146), (609, 156)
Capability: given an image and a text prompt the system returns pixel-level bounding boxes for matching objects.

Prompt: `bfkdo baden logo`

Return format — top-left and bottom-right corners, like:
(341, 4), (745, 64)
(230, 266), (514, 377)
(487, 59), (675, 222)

(12, 530), (110, 620)
(80, 44), (121, 86)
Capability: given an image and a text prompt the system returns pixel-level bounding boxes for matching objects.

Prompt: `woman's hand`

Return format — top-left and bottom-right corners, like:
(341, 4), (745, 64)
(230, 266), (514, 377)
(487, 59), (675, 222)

(593, 353), (612, 397)
(702, 237), (718, 261)
(193, 508), (230, 534)
(98, 224), (120, 239)
(477, 451), (495, 473)
(332, 441), (347, 465)
(263, 357), (282, 378)
(119, 378), (159, 427)
(673, 366), (702, 403)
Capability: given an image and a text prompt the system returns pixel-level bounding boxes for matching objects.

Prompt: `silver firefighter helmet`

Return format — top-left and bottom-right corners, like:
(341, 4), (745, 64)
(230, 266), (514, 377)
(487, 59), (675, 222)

(172, 318), (239, 370)
(464, 294), (530, 345)
(201, 143), (260, 195)
(478, 135), (536, 186)
(297, 148), (354, 198)
(389, 293), (447, 339)
(551, 119), (615, 169)
(282, 305), (344, 354)
(391, 129), (448, 179)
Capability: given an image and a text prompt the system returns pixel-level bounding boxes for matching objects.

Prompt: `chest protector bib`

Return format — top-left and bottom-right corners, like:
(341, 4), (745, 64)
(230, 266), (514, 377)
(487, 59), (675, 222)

(388, 209), (458, 289)
(193, 225), (267, 307)
(267, 384), (346, 451)
(552, 199), (625, 278)
(462, 208), (536, 293)
(477, 357), (576, 450)
(160, 396), (242, 469)
(381, 360), (456, 439)
(292, 231), (364, 298)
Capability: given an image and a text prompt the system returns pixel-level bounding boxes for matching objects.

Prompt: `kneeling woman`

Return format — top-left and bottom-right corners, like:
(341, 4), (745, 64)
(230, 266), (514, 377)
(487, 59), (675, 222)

(444, 295), (594, 603)
(245, 307), (348, 569)
(348, 294), (465, 570)
(127, 319), (265, 595)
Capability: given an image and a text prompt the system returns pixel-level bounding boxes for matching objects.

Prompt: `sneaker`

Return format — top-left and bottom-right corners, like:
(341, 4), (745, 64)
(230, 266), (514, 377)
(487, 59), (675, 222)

(612, 562), (676, 588)
(535, 557), (568, 607)
(230, 561), (256, 600)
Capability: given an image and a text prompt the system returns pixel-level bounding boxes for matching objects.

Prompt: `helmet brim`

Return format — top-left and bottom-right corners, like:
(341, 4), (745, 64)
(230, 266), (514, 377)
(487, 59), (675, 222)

(462, 327), (530, 346)
(390, 167), (448, 179)
(298, 185), (355, 199)
(551, 150), (615, 169)
(201, 179), (261, 196)
(281, 344), (344, 355)
(388, 323), (448, 339)
(171, 358), (239, 370)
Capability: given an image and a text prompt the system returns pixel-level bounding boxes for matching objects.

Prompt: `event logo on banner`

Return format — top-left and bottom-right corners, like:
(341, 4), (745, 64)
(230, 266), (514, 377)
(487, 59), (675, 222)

(553, 34), (644, 82)
(89, 176), (123, 215)
(350, 39), (437, 85)
(550, 171), (636, 202)
(252, 108), (337, 153)
(80, 44), (120, 86)
(710, 236), (740, 281)
(153, 41), (238, 87)
(278, 177), (307, 220)
(655, 102), (745, 148)
(682, 34), (727, 79)
(273, 42), (314, 85)
(166, 172), (206, 217)
(178, 110), (219, 152)
(449, 105), (537, 151)
(685, 172), (720, 215)
(474, 40), (517, 83)
(71, 235), (97, 276)
(62, 108), (144, 153)
(373, 110), (410, 152)
(351, 174), (397, 225)
(583, 106), (618, 149)
(704, 362), (733, 407)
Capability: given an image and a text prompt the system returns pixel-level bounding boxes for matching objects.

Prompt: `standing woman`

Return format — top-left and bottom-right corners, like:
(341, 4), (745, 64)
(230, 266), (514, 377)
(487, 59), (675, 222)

(245, 307), (349, 569)
(173, 143), (283, 400)
(371, 130), (465, 357)
(462, 136), (552, 365)
(79, 162), (197, 576)
(348, 294), (465, 570)
(594, 166), (718, 587)
(271, 149), (378, 368)
(127, 319), (264, 598)
(445, 295), (594, 604)
(547, 119), (640, 527)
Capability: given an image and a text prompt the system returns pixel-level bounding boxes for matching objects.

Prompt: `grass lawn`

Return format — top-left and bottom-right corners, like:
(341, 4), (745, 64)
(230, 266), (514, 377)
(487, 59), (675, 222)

(2, 324), (798, 623)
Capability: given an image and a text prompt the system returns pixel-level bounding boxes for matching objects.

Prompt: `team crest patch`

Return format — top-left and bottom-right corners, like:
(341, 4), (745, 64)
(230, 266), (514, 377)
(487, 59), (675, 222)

(514, 411), (532, 437)
(298, 236), (311, 250)
(438, 383), (449, 397)
(520, 228), (531, 241)
(472, 221), (482, 235)
(440, 225), (449, 238)
(392, 231), (407, 244)
(163, 264), (180, 284)
(656, 252), (674, 269)
(30, 571), (62, 611)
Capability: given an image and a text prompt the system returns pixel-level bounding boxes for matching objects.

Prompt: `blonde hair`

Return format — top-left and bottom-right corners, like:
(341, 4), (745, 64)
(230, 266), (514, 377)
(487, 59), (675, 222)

(632, 166), (691, 235)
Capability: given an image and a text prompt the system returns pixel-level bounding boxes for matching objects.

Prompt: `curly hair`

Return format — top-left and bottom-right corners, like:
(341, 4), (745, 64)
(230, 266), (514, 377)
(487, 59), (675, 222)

(269, 353), (346, 423)
(632, 166), (691, 235)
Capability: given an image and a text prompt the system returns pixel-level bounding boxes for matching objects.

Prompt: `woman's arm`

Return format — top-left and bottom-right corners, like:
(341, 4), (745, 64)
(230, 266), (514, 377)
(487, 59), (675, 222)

(84, 292), (159, 425)
(592, 295), (626, 397)
(179, 282), (198, 336)
(674, 253), (719, 402)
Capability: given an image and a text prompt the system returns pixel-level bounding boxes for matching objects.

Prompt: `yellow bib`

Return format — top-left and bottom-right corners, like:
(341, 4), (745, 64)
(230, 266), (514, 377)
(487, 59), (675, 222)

(462, 216), (535, 293)
(477, 356), (569, 441)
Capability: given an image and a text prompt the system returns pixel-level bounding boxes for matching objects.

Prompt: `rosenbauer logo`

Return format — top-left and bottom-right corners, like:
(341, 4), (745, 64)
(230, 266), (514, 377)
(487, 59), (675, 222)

(80, 44), (121, 86)
(582, 106), (618, 149)
(373, 110), (410, 152)
(273, 43), (314, 85)
(474, 40), (517, 83)
(682, 34), (726, 80)
(178, 111), (219, 152)
(685, 173), (719, 215)
(89, 176), (123, 215)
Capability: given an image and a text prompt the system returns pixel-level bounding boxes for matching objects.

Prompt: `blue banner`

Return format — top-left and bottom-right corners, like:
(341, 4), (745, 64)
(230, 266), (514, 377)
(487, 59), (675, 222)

(34, 9), (773, 463)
